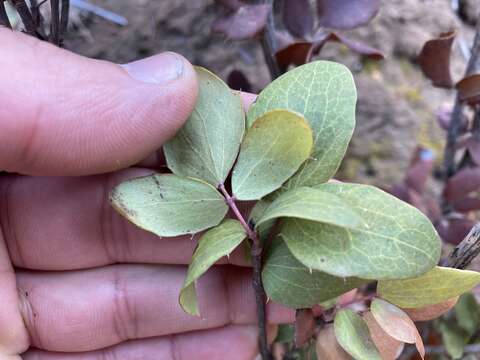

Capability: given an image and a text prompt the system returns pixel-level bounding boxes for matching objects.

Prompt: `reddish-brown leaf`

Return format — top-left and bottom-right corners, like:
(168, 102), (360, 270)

(315, 324), (351, 360)
(443, 167), (480, 202)
(363, 312), (404, 360)
(418, 31), (456, 88)
(437, 217), (476, 245)
(295, 308), (316, 347)
(211, 4), (271, 40)
(371, 299), (425, 359)
(457, 73), (480, 105)
(453, 196), (480, 212)
(317, 0), (380, 30)
(404, 297), (458, 322)
(276, 42), (314, 72)
(283, 0), (314, 38)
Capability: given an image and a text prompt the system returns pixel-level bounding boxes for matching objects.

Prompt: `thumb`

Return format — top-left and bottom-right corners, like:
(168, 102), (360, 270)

(0, 29), (198, 176)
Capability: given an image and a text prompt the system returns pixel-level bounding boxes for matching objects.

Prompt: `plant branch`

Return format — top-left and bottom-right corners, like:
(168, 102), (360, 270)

(0, 0), (11, 28)
(218, 184), (272, 360)
(50, 0), (60, 45)
(259, 0), (281, 80)
(444, 223), (480, 269)
(10, 0), (39, 37)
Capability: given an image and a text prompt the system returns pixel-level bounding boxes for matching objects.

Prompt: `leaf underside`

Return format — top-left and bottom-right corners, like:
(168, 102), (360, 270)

(247, 60), (357, 188)
(232, 109), (313, 200)
(179, 219), (246, 316)
(281, 182), (441, 280)
(378, 266), (480, 308)
(262, 238), (367, 308)
(164, 67), (245, 186)
(110, 174), (228, 237)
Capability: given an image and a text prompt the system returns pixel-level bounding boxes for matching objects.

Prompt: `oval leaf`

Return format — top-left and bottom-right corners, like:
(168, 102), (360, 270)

(164, 67), (245, 186)
(317, 0), (380, 30)
(232, 109), (313, 200)
(111, 174), (228, 237)
(371, 299), (425, 358)
(363, 312), (404, 360)
(404, 297), (458, 322)
(378, 266), (480, 308)
(256, 186), (364, 229)
(262, 238), (366, 308)
(282, 183), (441, 279)
(247, 61), (357, 187)
(179, 219), (246, 316)
(334, 309), (382, 360)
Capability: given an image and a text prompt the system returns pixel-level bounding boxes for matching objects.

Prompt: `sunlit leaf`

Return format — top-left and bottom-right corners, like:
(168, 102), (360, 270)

(247, 61), (357, 187)
(262, 238), (366, 308)
(283, 0), (314, 38)
(232, 109), (313, 200)
(282, 183), (440, 279)
(256, 186), (364, 229)
(418, 31), (456, 88)
(295, 308), (316, 347)
(179, 220), (246, 315)
(334, 309), (382, 360)
(315, 324), (351, 360)
(378, 266), (480, 308)
(363, 312), (404, 360)
(370, 299), (425, 358)
(211, 4), (271, 40)
(111, 174), (228, 237)
(317, 0), (380, 30)
(164, 67), (244, 186)
(404, 297), (458, 321)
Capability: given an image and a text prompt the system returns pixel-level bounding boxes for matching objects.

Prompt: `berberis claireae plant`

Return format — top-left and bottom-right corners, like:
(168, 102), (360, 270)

(110, 61), (480, 359)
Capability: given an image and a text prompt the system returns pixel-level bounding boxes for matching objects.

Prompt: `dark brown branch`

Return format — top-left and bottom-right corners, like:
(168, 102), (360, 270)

(218, 184), (272, 360)
(443, 22), (480, 180)
(10, 0), (38, 37)
(60, 0), (69, 38)
(0, 1), (12, 29)
(49, 0), (60, 45)
(444, 223), (480, 269)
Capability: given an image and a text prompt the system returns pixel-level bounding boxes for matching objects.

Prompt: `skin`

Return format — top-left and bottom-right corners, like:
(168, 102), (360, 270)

(0, 29), (292, 359)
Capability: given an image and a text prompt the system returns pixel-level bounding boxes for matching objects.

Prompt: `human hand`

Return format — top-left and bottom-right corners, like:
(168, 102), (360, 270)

(0, 29), (292, 360)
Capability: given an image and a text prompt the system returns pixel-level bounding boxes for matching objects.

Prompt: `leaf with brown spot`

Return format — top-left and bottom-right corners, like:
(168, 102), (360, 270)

(317, 0), (380, 30)
(295, 308), (316, 347)
(418, 31), (456, 88)
(403, 297), (458, 322)
(315, 324), (351, 360)
(457, 74), (480, 104)
(211, 4), (271, 40)
(363, 312), (404, 360)
(370, 299), (425, 359)
(283, 0), (314, 38)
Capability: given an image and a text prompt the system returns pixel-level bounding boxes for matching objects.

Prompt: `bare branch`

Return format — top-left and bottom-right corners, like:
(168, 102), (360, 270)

(0, 0), (12, 29)
(444, 223), (480, 269)
(49, 0), (60, 45)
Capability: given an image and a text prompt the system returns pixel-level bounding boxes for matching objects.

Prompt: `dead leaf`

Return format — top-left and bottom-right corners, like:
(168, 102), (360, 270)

(315, 324), (351, 360)
(317, 0), (380, 30)
(276, 42), (314, 72)
(211, 4), (271, 40)
(363, 312), (404, 360)
(404, 297), (459, 321)
(418, 31), (456, 88)
(457, 74), (480, 105)
(295, 308), (316, 347)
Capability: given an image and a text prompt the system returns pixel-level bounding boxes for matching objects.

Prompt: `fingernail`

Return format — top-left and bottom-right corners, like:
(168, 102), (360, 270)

(121, 52), (184, 85)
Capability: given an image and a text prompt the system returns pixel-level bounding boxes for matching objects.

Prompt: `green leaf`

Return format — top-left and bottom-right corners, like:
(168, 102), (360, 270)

(247, 61), (357, 187)
(179, 219), (246, 315)
(439, 321), (468, 359)
(281, 183), (441, 280)
(275, 324), (295, 343)
(378, 266), (480, 308)
(111, 174), (228, 237)
(164, 67), (245, 186)
(256, 186), (364, 229)
(232, 109), (313, 200)
(262, 238), (366, 308)
(455, 293), (480, 337)
(334, 309), (382, 360)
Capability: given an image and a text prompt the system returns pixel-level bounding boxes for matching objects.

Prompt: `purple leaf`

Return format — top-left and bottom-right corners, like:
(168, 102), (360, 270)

(437, 217), (476, 245)
(311, 31), (384, 60)
(211, 4), (271, 41)
(457, 74), (480, 105)
(443, 167), (480, 202)
(465, 137), (480, 166)
(317, 0), (380, 30)
(283, 0), (314, 38)
(405, 148), (435, 194)
(418, 31), (456, 89)
(453, 196), (480, 212)
(227, 69), (252, 92)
